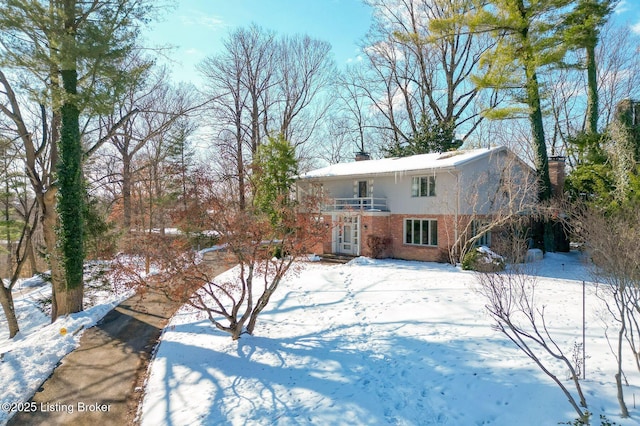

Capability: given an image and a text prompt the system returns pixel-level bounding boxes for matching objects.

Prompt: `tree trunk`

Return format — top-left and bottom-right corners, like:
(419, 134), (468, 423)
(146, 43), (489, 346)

(41, 188), (69, 322)
(0, 283), (19, 338)
(231, 325), (242, 341)
(122, 154), (132, 231)
(525, 68), (552, 201)
(27, 239), (38, 276)
(524, 61), (554, 252)
(54, 0), (84, 317)
(616, 303), (630, 417)
(237, 134), (246, 210)
(585, 43), (598, 135)
(57, 67), (84, 315)
(246, 276), (283, 335)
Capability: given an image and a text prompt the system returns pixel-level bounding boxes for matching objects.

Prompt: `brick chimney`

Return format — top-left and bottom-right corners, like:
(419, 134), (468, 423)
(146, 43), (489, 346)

(355, 151), (371, 161)
(548, 156), (566, 198)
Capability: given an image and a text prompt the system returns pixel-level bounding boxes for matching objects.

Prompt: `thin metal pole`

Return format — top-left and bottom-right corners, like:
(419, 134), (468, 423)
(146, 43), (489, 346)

(583, 280), (586, 380)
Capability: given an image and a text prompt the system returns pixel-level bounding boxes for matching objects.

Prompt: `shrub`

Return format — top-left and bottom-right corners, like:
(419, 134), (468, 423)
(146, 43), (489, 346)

(366, 235), (391, 259)
(461, 246), (505, 272)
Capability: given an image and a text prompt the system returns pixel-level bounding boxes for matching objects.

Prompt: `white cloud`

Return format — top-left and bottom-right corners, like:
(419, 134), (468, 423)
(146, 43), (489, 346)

(199, 15), (225, 29)
(364, 40), (405, 61)
(179, 12), (225, 30)
(632, 20), (640, 35)
(615, 0), (629, 14)
(184, 48), (202, 56)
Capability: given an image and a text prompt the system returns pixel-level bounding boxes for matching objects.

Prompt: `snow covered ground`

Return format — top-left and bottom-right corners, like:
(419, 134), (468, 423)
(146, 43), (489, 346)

(0, 264), (132, 425)
(140, 252), (640, 426)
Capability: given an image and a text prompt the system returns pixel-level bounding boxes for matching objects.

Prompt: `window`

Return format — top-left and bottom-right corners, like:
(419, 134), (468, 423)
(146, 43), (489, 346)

(472, 220), (491, 247)
(404, 219), (438, 246)
(411, 176), (436, 197)
(358, 180), (368, 198)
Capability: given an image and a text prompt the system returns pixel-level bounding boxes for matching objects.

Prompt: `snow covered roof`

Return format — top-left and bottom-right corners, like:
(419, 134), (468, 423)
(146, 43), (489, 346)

(299, 146), (508, 180)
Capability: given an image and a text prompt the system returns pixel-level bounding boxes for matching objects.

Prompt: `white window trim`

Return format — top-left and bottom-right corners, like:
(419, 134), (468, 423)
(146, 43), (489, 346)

(354, 179), (373, 198)
(411, 176), (436, 197)
(403, 218), (438, 247)
(472, 220), (492, 247)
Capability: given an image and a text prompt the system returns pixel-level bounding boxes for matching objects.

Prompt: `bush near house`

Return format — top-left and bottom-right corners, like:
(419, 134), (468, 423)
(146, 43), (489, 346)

(462, 246), (505, 272)
(366, 235), (391, 259)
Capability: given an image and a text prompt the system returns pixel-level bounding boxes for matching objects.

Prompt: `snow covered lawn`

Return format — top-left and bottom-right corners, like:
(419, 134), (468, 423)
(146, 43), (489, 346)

(141, 252), (640, 425)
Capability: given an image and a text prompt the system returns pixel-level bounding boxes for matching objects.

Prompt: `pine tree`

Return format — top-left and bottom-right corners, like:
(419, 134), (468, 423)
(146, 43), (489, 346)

(467, 0), (573, 203)
(252, 134), (298, 228)
(0, 0), (151, 319)
(384, 115), (459, 157)
(465, 0), (578, 251)
(561, 0), (617, 134)
(57, 0), (85, 313)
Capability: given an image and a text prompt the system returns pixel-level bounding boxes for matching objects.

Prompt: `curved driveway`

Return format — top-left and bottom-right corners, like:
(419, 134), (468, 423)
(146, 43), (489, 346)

(8, 259), (232, 426)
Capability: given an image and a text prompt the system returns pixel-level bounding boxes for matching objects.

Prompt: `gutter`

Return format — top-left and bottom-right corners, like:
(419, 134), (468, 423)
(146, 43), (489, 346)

(298, 165), (459, 182)
(447, 169), (461, 254)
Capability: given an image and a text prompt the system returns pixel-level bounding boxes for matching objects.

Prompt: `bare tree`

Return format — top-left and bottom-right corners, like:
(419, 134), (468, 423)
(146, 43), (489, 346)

(199, 25), (276, 210)
(575, 204), (640, 418)
(199, 25), (335, 208)
(445, 151), (539, 264)
(545, 61), (588, 161)
(275, 34), (335, 145)
(357, 0), (496, 147)
(596, 22), (640, 130)
(545, 20), (640, 167)
(94, 59), (201, 233)
(0, 68), (84, 321)
(0, 135), (39, 338)
(334, 64), (378, 156)
(475, 262), (589, 422)
(113, 174), (326, 340)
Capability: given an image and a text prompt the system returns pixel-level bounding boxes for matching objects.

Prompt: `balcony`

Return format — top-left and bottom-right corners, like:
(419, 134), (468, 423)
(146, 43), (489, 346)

(326, 197), (388, 212)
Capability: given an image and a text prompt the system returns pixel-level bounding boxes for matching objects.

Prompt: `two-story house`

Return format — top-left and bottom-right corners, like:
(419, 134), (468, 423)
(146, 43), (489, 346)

(296, 146), (537, 262)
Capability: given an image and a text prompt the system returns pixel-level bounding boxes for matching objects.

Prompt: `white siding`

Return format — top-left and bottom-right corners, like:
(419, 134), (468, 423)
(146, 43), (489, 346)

(299, 148), (534, 217)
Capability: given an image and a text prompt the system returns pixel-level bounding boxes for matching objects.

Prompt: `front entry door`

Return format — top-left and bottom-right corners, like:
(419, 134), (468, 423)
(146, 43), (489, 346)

(337, 215), (359, 256)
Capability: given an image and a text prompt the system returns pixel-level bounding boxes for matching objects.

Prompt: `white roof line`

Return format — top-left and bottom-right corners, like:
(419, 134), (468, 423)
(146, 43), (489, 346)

(298, 146), (508, 180)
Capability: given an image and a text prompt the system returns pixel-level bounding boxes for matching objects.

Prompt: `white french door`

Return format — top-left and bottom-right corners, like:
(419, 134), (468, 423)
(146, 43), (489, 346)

(336, 215), (359, 256)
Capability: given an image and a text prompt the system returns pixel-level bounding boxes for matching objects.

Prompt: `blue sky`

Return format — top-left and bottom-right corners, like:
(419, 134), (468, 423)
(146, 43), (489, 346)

(617, 0), (640, 31)
(142, 0), (374, 84)
(142, 0), (640, 86)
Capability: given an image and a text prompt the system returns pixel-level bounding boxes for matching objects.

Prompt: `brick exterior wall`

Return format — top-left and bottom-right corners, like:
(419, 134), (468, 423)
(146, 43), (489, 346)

(548, 157), (566, 199)
(308, 211), (511, 265)
(321, 214), (333, 253)
(388, 214), (455, 262)
(360, 214), (391, 258)
(311, 212), (463, 263)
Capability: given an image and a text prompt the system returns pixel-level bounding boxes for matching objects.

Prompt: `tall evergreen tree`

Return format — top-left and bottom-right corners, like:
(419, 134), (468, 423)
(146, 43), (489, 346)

(57, 0), (85, 314)
(561, 0), (617, 135)
(252, 134), (298, 228)
(384, 115), (459, 157)
(468, 0), (573, 203)
(0, 0), (152, 319)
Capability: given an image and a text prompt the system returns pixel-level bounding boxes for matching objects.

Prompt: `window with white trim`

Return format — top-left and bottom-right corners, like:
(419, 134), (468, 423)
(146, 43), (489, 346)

(358, 180), (368, 198)
(411, 176), (436, 197)
(404, 219), (438, 246)
(471, 220), (491, 247)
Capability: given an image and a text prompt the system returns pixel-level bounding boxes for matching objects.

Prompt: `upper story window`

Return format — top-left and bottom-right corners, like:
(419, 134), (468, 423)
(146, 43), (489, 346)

(358, 180), (368, 198)
(411, 176), (436, 197)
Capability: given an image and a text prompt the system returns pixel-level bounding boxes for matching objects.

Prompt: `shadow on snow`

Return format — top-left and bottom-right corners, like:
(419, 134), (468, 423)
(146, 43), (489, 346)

(150, 319), (573, 426)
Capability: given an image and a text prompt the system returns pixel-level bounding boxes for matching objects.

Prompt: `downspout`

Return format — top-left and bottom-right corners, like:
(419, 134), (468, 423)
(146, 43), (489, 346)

(447, 169), (460, 259)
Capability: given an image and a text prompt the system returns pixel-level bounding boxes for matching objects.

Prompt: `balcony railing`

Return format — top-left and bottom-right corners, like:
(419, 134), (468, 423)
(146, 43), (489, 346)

(326, 197), (388, 212)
